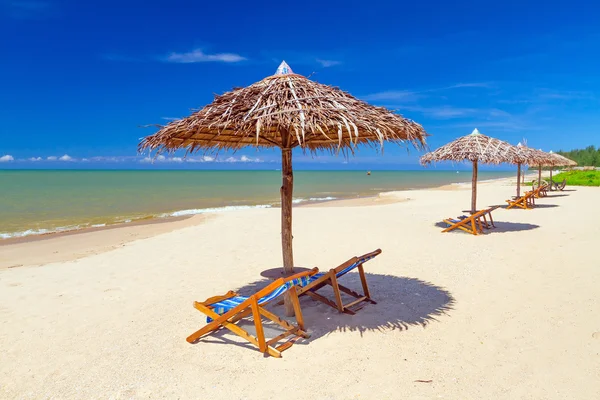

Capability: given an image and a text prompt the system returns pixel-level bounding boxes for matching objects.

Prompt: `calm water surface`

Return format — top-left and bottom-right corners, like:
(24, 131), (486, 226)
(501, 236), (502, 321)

(0, 170), (513, 238)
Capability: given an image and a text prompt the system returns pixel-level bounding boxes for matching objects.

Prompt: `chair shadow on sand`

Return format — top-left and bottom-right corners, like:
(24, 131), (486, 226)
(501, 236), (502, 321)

(196, 272), (455, 354)
(434, 220), (539, 233)
(498, 203), (560, 210)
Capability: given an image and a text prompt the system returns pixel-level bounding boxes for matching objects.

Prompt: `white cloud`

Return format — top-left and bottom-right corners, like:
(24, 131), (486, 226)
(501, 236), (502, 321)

(165, 49), (246, 63)
(138, 154), (263, 163)
(47, 156), (57, 161)
(184, 155), (217, 163)
(139, 154), (185, 163)
(28, 157), (42, 161)
(59, 154), (74, 161)
(362, 90), (420, 102)
(403, 105), (478, 119)
(363, 82), (492, 103)
(316, 59), (341, 68)
(223, 155), (262, 163)
(0, 155), (14, 162)
(81, 158), (89, 162)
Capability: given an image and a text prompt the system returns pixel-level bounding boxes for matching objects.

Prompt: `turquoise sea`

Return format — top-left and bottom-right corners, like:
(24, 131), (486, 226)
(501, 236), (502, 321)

(0, 170), (514, 238)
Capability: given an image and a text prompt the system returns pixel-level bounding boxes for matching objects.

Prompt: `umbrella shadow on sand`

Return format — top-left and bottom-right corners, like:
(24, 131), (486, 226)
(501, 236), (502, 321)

(197, 273), (455, 354)
(434, 220), (540, 233)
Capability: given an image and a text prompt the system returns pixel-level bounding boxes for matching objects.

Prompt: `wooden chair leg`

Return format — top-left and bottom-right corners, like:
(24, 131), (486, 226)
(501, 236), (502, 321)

(329, 272), (345, 313)
(358, 264), (371, 300)
(289, 287), (305, 331)
(251, 298), (267, 353)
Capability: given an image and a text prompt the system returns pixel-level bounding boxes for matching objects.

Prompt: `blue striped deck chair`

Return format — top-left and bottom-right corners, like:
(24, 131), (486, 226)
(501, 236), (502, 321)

(296, 249), (382, 315)
(186, 268), (318, 358)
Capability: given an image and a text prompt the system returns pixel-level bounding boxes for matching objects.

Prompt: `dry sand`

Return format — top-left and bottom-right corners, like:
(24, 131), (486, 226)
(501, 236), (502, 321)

(1, 177), (599, 399)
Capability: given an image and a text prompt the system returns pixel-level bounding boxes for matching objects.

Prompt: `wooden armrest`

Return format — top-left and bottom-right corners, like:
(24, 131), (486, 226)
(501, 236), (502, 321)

(202, 290), (237, 305)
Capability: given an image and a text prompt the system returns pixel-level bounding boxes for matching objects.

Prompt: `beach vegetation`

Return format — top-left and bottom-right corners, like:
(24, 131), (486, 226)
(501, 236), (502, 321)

(551, 170), (600, 186)
(557, 145), (600, 167)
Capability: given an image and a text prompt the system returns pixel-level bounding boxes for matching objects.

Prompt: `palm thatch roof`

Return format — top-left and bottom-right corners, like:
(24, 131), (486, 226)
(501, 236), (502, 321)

(515, 144), (556, 166)
(549, 151), (577, 167)
(420, 129), (521, 165)
(139, 61), (427, 155)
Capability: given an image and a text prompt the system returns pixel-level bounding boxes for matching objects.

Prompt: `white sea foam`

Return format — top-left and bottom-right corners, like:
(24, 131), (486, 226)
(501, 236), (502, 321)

(0, 198), (340, 240)
(0, 225), (80, 239)
(166, 204), (273, 217)
(292, 196), (337, 204)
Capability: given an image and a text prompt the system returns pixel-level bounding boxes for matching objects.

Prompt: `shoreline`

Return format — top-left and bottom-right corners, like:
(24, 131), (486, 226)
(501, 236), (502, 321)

(0, 173), (535, 269)
(0, 214), (209, 270)
(0, 173), (536, 270)
(1, 171), (522, 243)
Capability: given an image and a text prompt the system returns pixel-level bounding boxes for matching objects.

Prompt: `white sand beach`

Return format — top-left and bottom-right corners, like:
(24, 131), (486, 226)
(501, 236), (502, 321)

(1, 177), (599, 399)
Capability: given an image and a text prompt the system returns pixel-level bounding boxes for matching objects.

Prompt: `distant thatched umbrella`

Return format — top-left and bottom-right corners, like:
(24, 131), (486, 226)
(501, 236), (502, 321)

(547, 151), (577, 183)
(139, 61), (428, 315)
(525, 149), (576, 189)
(420, 128), (522, 213)
(514, 144), (555, 197)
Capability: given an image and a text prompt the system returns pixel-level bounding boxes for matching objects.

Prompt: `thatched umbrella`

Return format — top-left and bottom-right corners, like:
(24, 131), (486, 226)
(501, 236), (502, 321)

(547, 151), (577, 184)
(526, 150), (573, 189)
(139, 61), (427, 315)
(514, 144), (555, 197)
(420, 128), (522, 213)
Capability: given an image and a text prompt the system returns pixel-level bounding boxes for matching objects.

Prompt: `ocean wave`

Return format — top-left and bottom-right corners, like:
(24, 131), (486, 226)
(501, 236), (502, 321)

(0, 225), (80, 239)
(0, 197), (340, 240)
(165, 204), (273, 217)
(292, 196), (337, 204)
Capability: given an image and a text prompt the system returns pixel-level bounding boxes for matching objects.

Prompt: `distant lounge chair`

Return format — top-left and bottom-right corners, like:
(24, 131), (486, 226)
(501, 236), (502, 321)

(186, 268), (318, 358)
(555, 179), (567, 191)
(297, 249), (382, 315)
(506, 191), (535, 210)
(533, 184), (548, 198)
(442, 208), (492, 235)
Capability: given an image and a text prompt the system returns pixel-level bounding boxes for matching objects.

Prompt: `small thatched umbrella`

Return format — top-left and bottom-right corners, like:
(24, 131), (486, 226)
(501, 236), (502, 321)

(547, 151), (577, 184)
(421, 128), (522, 213)
(140, 61), (427, 315)
(514, 144), (555, 197)
(526, 149), (571, 189)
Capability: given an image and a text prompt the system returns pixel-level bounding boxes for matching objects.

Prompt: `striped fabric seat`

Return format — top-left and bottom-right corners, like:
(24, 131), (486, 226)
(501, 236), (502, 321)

(296, 249), (382, 314)
(207, 275), (312, 320)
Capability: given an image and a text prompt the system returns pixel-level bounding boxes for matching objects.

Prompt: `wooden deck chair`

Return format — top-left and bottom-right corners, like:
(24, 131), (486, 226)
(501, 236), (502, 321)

(556, 179), (566, 191)
(476, 206), (500, 229)
(186, 268), (318, 358)
(533, 184), (548, 198)
(442, 208), (489, 235)
(506, 191), (535, 209)
(296, 249), (382, 315)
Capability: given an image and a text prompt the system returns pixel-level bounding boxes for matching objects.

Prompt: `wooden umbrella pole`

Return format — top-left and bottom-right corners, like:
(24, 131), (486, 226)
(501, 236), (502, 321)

(471, 160), (478, 214)
(280, 146), (295, 316)
(516, 163), (521, 198)
(538, 166), (542, 187)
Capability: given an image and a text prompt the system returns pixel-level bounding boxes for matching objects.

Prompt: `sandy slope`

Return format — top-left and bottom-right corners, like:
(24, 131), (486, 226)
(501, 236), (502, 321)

(1, 178), (599, 399)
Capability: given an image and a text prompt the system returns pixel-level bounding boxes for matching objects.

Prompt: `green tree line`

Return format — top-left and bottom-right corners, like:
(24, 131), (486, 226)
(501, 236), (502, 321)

(557, 145), (600, 166)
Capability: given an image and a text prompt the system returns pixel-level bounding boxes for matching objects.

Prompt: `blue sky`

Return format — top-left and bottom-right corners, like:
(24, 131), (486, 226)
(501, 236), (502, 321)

(1, 0), (599, 169)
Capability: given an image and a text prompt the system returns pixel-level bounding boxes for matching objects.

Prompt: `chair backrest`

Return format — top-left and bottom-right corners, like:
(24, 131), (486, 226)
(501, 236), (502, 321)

(254, 268), (319, 304)
(332, 249), (382, 278)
